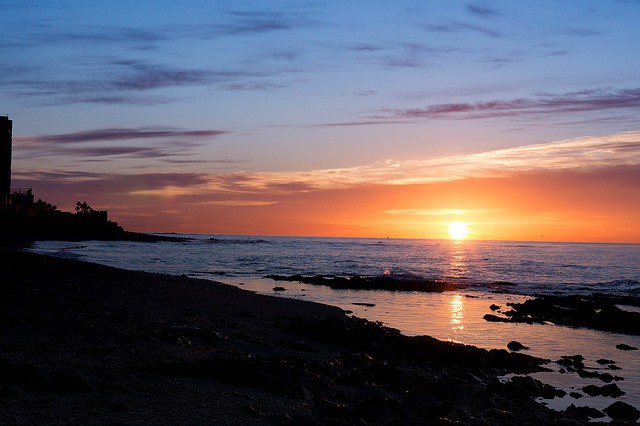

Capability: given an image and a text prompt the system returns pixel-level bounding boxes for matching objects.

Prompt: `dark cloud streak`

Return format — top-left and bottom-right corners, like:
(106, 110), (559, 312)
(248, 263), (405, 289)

(466, 3), (500, 17)
(423, 20), (503, 38)
(384, 88), (640, 120)
(217, 11), (307, 35)
(309, 121), (406, 128)
(62, 146), (173, 158)
(17, 128), (228, 145)
(7, 62), (260, 105)
(15, 171), (212, 195)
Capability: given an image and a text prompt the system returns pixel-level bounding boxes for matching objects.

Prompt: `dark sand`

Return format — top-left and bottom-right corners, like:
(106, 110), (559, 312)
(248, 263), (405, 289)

(0, 249), (624, 424)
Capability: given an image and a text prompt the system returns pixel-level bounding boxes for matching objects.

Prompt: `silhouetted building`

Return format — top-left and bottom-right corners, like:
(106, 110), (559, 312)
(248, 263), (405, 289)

(0, 117), (131, 244)
(7, 188), (35, 210)
(0, 116), (11, 204)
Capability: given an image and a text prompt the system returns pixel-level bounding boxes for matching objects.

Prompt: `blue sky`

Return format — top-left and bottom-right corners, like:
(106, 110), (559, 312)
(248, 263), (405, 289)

(2, 1), (640, 240)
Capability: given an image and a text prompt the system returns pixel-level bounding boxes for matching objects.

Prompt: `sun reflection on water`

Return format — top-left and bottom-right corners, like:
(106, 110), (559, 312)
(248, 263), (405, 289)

(449, 293), (464, 334)
(447, 240), (470, 280)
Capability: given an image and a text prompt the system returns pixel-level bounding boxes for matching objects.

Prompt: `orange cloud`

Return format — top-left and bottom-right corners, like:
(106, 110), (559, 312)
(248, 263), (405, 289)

(104, 164), (638, 243)
(16, 131), (640, 242)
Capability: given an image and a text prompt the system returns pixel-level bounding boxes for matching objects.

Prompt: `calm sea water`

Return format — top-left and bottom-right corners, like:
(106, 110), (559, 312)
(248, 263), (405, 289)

(30, 235), (640, 412)
(30, 235), (640, 296)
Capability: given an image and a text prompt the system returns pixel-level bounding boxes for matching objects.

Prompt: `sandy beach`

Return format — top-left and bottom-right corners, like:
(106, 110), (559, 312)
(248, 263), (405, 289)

(1, 248), (637, 424)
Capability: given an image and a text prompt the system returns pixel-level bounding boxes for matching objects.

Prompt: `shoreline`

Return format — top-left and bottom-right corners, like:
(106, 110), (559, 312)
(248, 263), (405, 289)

(1, 249), (636, 423)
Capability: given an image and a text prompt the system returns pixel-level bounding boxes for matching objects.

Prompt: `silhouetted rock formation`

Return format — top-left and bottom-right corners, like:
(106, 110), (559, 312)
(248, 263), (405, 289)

(616, 343), (638, 351)
(266, 274), (458, 292)
(603, 401), (640, 422)
(507, 341), (529, 351)
(483, 294), (640, 335)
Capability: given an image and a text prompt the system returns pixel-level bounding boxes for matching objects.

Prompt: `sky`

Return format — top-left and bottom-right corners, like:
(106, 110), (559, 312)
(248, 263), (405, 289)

(2, 0), (640, 242)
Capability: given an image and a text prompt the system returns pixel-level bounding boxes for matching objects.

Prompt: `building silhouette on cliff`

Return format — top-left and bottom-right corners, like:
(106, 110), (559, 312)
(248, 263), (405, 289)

(0, 116), (12, 201)
(1, 116), (34, 209)
(0, 116), (135, 243)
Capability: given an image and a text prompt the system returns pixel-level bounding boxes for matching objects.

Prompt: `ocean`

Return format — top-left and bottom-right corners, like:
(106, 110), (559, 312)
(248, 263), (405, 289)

(30, 235), (640, 295)
(30, 235), (640, 413)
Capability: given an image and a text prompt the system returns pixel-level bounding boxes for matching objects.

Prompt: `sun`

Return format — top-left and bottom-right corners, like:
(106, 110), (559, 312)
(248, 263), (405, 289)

(448, 222), (470, 240)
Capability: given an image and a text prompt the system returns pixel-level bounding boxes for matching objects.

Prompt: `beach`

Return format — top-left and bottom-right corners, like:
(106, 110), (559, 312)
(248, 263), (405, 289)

(2, 248), (638, 424)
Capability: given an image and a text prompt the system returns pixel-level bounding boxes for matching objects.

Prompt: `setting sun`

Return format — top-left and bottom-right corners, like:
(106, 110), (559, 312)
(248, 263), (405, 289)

(448, 222), (470, 240)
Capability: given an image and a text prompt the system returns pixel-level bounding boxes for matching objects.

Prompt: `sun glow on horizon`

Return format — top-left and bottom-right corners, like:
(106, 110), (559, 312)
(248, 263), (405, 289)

(447, 222), (470, 240)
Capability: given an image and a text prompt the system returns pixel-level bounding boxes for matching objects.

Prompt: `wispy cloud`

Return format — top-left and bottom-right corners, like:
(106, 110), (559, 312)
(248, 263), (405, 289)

(350, 89), (378, 97)
(14, 127), (229, 161)
(0, 7), (318, 105)
(189, 200), (278, 206)
(14, 170), (212, 194)
(16, 127), (228, 145)
(561, 28), (601, 38)
(17, 131), (640, 197)
(348, 44), (386, 52)
(466, 3), (500, 18)
(383, 42), (456, 68)
(309, 120), (405, 128)
(382, 88), (640, 120)
(193, 131), (640, 193)
(216, 10), (316, 36)
(423, 20), (503, 38)
(220, 81), (290, 91)
(162, 158), (248, 166)
(6, 62), (259, 105)
(384, 208), (502, 216)
(62, 146), (173, 158)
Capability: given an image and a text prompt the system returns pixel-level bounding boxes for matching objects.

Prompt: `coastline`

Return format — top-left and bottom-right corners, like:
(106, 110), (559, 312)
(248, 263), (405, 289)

(0, 249), (634, 424)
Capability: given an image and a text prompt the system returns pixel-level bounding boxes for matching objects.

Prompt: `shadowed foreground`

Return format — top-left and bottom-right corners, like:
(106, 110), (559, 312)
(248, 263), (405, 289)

(0, 250), (627, 424)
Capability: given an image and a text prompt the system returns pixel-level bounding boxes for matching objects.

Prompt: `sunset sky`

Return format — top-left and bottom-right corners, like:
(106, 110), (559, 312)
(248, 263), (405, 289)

(2, 1), (640, 242)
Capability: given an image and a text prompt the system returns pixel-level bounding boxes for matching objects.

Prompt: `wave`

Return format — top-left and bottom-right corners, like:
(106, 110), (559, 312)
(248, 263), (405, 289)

(191, 270), (229, 276)
(204, 238), (270, 245)
(595, 279), (640, 294)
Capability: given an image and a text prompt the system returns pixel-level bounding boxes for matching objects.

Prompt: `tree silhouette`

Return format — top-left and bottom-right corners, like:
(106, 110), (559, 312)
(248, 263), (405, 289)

(75, 201), (94, 214)
(30, 199), (58, 214)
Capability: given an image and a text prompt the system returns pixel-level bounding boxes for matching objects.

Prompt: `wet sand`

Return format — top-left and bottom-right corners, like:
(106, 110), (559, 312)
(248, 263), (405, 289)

(0, 249), (634, 424)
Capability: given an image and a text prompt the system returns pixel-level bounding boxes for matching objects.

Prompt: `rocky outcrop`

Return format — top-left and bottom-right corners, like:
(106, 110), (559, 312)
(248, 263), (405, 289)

(483, 294), (640, 335)
(266, 274), (459, 292)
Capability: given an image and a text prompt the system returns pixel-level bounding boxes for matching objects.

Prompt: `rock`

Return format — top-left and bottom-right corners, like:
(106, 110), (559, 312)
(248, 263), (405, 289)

(265, 274), (457, 292)
(404, 391), (440, 418)
(602, 401), (640, 422)
(600, 383), (625, 398)
(507, 341), (529, 351)
(564, 404), (605, 419)
(616, 343), (638, 351)
(581, 385), (600, 397)
(453, 384), (498, 413)
(576, 369), (615, 383)
(569, 392), (583, 399)
(489, 295), (640, 335)
(556, 355), (585, 370)
(481, 408), (514, 423)
(273, 287), (286, 292)
(559, 354), (584, 363)
(50, 369), (94, 393)
(240, 404), (266, 419)
(582, 383), (625, 398)
(352, 302), (376, 307)
(506, 376), (565, 399)
(489, 304), (501, 311)
(595, 358), (616, 365)
(483, 314), (509, 323)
